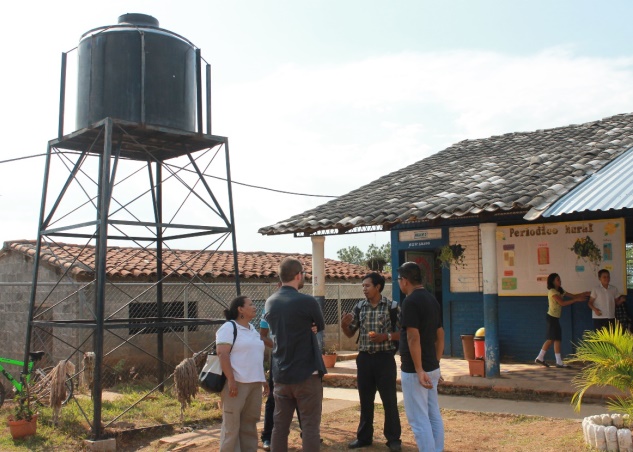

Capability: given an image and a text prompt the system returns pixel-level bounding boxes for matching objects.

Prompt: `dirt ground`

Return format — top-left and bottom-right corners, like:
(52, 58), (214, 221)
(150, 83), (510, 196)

(134, 404), (589, 451)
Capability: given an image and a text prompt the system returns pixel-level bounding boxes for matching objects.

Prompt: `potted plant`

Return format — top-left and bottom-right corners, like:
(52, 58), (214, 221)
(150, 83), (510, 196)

(322, 344), (338, 368)
(7, 384), (38, 440)
(570, 236), (602, 269)
(438, 244), (466, 269)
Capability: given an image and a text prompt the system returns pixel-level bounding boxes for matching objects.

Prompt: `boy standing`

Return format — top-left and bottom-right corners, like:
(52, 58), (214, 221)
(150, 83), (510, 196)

(588, 269), (626, 331)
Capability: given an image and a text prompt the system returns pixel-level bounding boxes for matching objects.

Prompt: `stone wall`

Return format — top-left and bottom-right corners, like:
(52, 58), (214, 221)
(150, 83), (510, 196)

(0, 249), (381, 380)
(0, 251), (81, 368)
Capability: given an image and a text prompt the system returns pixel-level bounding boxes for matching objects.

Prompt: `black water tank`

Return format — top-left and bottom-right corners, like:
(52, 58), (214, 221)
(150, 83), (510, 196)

(76, 13), (196, 132)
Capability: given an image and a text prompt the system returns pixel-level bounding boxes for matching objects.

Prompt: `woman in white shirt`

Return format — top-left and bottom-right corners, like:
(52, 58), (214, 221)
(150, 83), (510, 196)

(217, 295), (268, 451)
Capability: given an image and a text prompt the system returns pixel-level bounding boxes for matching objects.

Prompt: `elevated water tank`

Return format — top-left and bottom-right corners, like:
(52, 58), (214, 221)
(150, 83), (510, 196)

(76, 13), (197, 132)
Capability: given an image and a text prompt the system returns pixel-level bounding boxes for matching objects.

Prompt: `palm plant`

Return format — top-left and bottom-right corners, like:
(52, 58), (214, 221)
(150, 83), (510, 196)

(567, 323), (633, 414)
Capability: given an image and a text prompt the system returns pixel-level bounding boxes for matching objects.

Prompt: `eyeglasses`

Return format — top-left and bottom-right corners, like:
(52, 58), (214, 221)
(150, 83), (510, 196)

(397, 277), (403, 281)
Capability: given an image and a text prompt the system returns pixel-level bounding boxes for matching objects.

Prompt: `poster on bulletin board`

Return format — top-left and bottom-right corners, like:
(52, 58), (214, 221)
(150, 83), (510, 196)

(496, 218), (625, 296)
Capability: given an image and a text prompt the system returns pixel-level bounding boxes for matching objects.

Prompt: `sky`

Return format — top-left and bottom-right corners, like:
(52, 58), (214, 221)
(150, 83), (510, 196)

(3, 1), (633, 260)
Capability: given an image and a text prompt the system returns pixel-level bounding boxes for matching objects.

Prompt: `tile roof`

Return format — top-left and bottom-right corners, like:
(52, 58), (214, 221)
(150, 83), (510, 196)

(2, 240), (381, 281)
(259, 112), (633, 235)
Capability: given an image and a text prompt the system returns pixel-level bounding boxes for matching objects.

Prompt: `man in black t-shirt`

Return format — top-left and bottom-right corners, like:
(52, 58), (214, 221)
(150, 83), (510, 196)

(397, 261), (444, 452)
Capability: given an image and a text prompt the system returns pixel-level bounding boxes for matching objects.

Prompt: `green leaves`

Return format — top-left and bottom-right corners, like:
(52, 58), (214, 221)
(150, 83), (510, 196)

(568, 323), (633, 414)
(337, 243), (391, 272)
(438, 244), (466, 269)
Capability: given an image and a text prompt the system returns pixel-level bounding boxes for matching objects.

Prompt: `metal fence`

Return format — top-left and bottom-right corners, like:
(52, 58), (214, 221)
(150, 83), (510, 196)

(0, 280), (392, 434)
(5, 281), (391, 387)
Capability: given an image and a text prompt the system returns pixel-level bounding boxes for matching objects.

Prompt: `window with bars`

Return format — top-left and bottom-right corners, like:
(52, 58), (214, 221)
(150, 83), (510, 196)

(129, 301), (198, 334)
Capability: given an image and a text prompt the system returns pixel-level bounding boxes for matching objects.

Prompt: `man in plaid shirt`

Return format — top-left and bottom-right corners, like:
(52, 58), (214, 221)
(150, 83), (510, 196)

(341, 272), (402, 451)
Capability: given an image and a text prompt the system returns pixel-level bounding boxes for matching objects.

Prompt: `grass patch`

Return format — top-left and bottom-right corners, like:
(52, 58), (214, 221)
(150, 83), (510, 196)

(509, 414), (542, 424)
(0, 384), (222, 451)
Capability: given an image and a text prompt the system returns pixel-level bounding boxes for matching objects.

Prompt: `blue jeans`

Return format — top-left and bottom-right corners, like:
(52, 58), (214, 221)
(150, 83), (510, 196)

(401, 368), (444, 452)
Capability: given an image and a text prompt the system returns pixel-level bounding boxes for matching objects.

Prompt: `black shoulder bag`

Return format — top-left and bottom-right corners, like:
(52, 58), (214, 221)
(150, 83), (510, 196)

(199, 320), (237, 393)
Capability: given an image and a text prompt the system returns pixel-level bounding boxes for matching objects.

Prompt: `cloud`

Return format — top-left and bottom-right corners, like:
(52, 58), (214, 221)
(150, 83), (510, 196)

(217, 47), (633, 185)
(211, 47), (633, 255)
(4, 46), (633, 259)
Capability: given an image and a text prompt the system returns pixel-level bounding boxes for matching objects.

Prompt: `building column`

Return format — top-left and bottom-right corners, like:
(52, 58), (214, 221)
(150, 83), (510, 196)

(480, 223), (500, 378)
(311, 236), (326, 352)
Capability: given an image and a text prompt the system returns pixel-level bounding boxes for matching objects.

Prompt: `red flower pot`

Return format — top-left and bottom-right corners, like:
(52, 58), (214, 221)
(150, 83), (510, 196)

(7, 414), (37, 440)
(322, 354), (337, 368)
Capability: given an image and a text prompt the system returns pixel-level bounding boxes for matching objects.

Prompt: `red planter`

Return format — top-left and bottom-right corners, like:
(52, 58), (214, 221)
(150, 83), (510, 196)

(468, 359), (485, 377)
(7, 414), (38, 440)
(322, 354), (337, 368)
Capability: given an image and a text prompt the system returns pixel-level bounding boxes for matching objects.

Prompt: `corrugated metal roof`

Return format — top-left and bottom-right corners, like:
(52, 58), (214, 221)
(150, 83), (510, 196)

(541, 146), (633, 217)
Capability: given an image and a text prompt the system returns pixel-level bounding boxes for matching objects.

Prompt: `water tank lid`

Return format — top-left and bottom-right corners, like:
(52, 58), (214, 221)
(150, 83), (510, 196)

(118, 13), (159, 27)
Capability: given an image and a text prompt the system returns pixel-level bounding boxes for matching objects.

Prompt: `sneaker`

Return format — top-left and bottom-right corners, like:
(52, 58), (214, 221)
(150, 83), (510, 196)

(556, 363), (571, 369)
(262, 439), (271, 450)
(534, 358), (550, 367)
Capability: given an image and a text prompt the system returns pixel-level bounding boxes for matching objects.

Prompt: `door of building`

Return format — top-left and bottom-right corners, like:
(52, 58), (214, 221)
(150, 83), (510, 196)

(404, 251), (442, 304)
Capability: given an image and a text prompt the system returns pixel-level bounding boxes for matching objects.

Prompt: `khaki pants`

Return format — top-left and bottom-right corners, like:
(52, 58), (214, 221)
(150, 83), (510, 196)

(272, 374), (323, 452)
(220, 381), (263, 452)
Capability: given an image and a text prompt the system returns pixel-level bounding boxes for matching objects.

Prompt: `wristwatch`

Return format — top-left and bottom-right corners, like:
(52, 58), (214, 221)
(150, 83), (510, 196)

(387, 332), (392, 341)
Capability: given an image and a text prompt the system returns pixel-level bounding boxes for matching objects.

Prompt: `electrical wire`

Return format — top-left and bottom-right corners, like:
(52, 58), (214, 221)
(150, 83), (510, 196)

(0, 151), (338, 199)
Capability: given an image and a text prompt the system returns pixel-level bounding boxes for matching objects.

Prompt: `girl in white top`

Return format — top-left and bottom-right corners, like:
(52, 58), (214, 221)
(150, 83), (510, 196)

(217, 295), (268, 451)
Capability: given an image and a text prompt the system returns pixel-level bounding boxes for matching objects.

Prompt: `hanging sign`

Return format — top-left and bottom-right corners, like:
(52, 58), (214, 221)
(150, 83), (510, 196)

(399, 229), (442, 242)
(495, 218), (625, 296)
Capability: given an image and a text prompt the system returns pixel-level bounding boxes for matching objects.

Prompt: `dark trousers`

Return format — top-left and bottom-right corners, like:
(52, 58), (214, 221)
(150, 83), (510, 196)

(594, 318), (616, 331)
(261, 370), (275, 442)
(356, 351), (401, 445)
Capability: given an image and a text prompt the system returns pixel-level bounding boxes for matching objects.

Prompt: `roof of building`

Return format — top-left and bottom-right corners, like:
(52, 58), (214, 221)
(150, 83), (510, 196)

(540, 146), (633, 218)
(1, 240), (382, 281)
(259, 112), (633, 236)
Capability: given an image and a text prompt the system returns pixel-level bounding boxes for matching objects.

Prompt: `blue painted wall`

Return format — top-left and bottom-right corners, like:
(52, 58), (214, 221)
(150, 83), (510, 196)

(428, 290), (596, 361)
(390, 214), (630, 363)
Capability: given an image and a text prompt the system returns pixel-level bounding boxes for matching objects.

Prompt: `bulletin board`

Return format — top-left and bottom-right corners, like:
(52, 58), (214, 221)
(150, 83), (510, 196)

(496, 218), (625, 296)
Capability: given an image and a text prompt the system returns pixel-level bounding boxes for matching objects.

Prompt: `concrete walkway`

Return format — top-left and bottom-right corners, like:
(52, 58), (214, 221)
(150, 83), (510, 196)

(327, 351), (624, 404)
(158, 353), (616, 449)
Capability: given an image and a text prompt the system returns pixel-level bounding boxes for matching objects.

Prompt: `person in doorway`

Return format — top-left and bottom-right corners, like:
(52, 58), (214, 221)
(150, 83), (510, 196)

(264, 258), (326, 452)
(534, 273), (589, 368)
(397, 261), (444, 452)
(341, 272), (401, 451)
(216, 295), (269, 451)
(588, 269), (627, 331)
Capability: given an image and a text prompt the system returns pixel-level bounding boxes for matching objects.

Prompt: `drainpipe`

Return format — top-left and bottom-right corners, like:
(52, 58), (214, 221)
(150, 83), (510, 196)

(480, 223), (500, 378)
(311, 236), (326, 352)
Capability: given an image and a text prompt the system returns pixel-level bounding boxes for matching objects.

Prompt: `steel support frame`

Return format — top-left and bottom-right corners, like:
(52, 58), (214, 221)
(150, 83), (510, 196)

(23, 119), (239, 440)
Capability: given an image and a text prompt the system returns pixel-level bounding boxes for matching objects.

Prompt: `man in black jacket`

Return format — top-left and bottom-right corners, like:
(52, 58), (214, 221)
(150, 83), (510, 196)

(265, 258), (326, 452)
